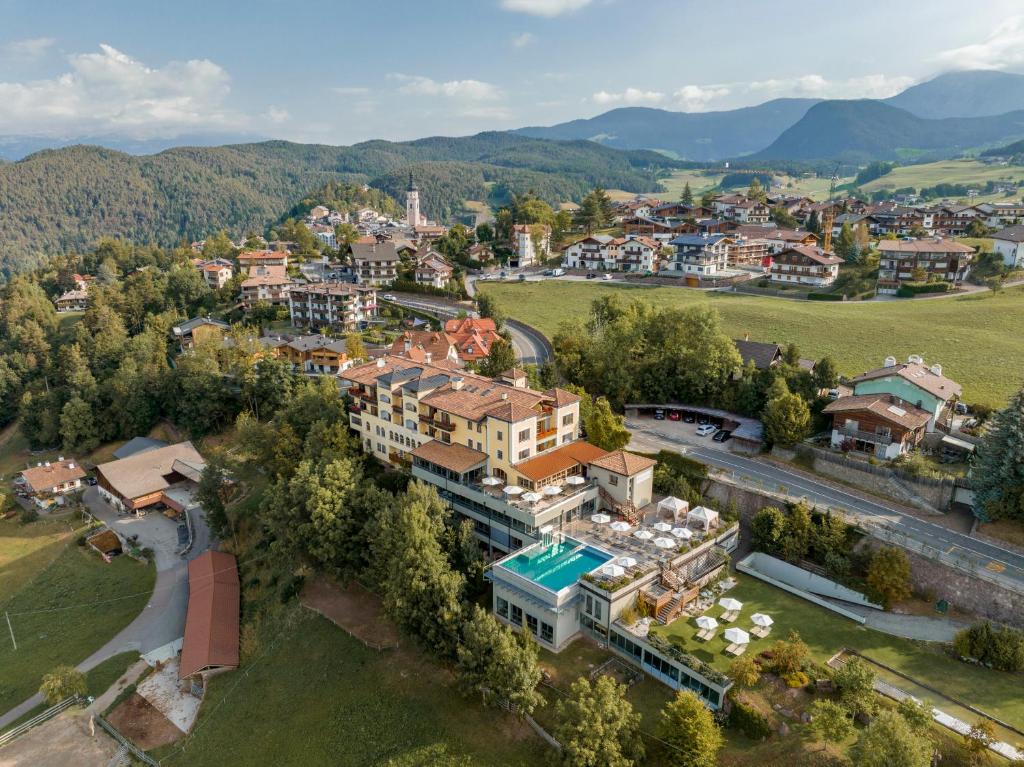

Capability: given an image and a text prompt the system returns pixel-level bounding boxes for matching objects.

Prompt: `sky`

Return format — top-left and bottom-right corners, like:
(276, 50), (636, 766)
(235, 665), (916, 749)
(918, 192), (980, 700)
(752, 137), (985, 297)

(1, 0), (1023, 145)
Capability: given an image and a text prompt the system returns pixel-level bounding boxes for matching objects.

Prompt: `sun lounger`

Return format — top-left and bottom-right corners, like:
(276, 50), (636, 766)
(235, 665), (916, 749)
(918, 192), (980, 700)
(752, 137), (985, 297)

(725, 643), (746, 657)
(721, 610), (738, 623)
(751, 625), (771, 638)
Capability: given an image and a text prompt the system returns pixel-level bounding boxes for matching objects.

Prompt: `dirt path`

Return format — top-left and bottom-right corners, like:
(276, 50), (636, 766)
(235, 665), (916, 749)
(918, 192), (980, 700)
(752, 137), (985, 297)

(300, 577), (400, 649)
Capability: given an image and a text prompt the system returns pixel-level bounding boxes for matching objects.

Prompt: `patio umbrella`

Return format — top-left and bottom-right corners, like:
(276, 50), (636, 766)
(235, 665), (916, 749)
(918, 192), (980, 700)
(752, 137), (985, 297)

(503, 485), (524, 496)
(481, 476), (502, 486)
(591, 513), (611, 524)
(670, 527), (693, 540)
(601, 563), (625, 577)
(719, 597), (743, 612)
(565, 475), (586, 486)
(654, 537), (676, 549)
(724, 627), (750, 645)
(542, 485), (562, 496)
(610, 521), (631, 532)
(618, 556), (638, 568)
(522, 492), (543, 503)
(696, 616), (718, 631)
(751, 613), (774, 628)
(633, 530), (654, 540)
(653, 522), (672, 532)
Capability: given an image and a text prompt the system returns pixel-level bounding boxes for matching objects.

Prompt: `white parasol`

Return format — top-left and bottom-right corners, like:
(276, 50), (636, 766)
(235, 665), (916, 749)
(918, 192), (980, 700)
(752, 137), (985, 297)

(653, 522), (672, 532)
(521, 492), (543, 503)
(670, 527), (693, 540)
(696, 616), (718, 630)
(591, 513), (611, 524)
(724, 627), (750, 645)
(751, 613), (774, 628)
(633, 529), (654, 540)
(618, 556), (638, 568)
(610, 521), (631, 532)
(565, 475), (586, 486)
(654, 537), (676, 549)
(600, 563), (625, 577)
(503, 485), (524, 496)
(542, 485), (562, 496)
(481, 476), (502, 486)
(719, 597), (743, 612)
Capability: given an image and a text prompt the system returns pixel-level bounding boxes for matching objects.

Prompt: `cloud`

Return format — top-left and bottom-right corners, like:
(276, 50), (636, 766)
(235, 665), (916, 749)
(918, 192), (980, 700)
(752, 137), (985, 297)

(673, 84), (731, 111)
(592, 87), (665, 105)
(0, 43), (244, 138)
(746, 73), (914, 100)
(264, 106), (289, 124)
(2, 37), (56, 60)
(511, 32), (536, 48)
(333, 86), (370, 95)
(937, 16), (1024, 70)
(391, 74), (501, 100)
(500, 0), (593, 17)
(460, 105), (514, 120)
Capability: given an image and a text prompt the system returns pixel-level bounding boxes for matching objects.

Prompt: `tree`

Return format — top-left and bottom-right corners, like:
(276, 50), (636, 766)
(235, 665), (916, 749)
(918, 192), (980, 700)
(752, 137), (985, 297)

(39, 665), (87, 704)
(475, 222), (494, 243)
(972, 386), (1024, 522)
(866, 546), (912, 609)
(553, 675), (644, 767)
(767, 630), (809, 675)
(896, 697), (933, 735)
(833, 657), (876, 717)
(344, 332), (367, 363)
(680, 182), (694, 205)
(334, 223), (360, 249)
(747, 177), (767, 203)
(203, 231), (237, 261)
(475, 291), (505, 330)
(963, 719), (996, 766)
(456, 606), (544, 715)
(806, 210), (821, 235)
(477, 337), (516, 378)
(575, 188), (612, 234)
(813, 356), (839, 391)
(762, 382), (811, 447)
(966, 219), (991, 238)
(60, 395), (100, 453)
(781, 502), (813, 561)
(851, 710), (933, 767)
(658, 689), (723, 767)
(585, 397), (631, 452)
(809, 699), (853, 750)
(771, 206), (798, 228)
(750, 507), (787, 556)
(196, 453), (234, 542)
(728, 655), (761, 688)
(835, 222), (858, 262)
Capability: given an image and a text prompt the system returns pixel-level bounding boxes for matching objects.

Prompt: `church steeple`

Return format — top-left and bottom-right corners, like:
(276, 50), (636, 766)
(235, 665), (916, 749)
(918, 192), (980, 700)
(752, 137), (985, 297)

(406, 172), (421, 226)
(407, 172), (418, 192)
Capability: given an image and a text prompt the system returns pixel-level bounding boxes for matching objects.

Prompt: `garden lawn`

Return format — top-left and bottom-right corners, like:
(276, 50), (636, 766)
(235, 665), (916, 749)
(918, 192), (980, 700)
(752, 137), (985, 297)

(0, 544), (154, 713)
(648, 576), (1024, 729)
(481, 281), (1024, 407)
(0, 517), (75, 599)
(85, 652), (140, 697)
(155, 609), (549, 767)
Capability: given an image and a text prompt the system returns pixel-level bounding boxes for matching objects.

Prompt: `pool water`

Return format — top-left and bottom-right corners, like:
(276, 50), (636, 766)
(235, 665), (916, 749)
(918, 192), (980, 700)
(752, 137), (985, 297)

(502, 539), (612, 591)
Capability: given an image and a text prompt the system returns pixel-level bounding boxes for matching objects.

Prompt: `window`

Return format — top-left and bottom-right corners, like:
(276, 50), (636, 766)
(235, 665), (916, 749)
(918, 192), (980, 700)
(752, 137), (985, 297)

(518, 449), (530, 460)
(497, 450), (503, 460)
(510, 604), (522, 625)
(496, 597), (509, 619)
(593, 599), (603, 621)
(608, 474), (619, 486)
(518, 428), (531, 441)
(497, 431), (503, 441)
(585, 594), (593, 615)
(541, 622), (553, 643)
(562, 413), (574, 426)
(526, 614), (539, 636)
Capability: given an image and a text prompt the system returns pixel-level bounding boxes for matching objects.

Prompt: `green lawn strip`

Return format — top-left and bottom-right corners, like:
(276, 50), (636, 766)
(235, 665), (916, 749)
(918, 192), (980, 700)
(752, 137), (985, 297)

(154, 610), (548, 767)
(482, 281), (1024, 407)
(859, 160), (1024, 196)
(0, 546), (154, 713)
(85, 651), (140, 698)
(647, 577), (1024, 729)
(0, 517), (77, 598)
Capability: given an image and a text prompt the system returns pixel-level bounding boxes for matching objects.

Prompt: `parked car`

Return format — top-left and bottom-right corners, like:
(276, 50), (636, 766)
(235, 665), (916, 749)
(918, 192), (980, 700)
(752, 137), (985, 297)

(500, 271), (508, 278)
(85, 476), (98, 486)
(667, 410), (681, 421)
(697, 415), (709, 425)
(176, 524), (189, 545)
(543, 269), (554, 276)
(382, 293), (396, 302)
(552, 268), (565, 277)
(954, 402), (969, 415)
(586, 272), (598, 279)
(712, 429), (732, 443)
(518, 273), (527, 281)
(696, 424), (717, 437)
(653, 409), (666, 421)
(602, 274), (613, 281)
(683, 412), (696, 423)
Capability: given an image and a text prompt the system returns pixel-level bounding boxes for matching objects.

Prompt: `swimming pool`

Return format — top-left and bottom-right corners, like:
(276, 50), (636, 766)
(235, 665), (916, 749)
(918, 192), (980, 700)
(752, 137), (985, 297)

(501, 538), (612, 592)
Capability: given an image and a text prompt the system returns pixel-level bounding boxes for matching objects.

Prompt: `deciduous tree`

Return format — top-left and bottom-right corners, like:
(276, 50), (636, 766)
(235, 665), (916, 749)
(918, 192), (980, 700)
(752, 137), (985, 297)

(553, 675), (644, 767)
(658, 689), (723, 767)
(585, 397), (630, 451)
(851, 710), (932, 767)
(866, 546), (912, 609)
(809, 699), (853, 749)
(39, 666), (87, 704)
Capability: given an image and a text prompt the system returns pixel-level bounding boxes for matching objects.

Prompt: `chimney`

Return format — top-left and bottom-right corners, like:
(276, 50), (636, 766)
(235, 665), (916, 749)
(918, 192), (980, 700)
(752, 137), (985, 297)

(68, 462), (75, 469)
(502, 392), (509, 400)
(376, 358), (386, 368)
(425, 352), (432, 364)
(930, 363), (942, 377)
(451, 376), (464, 390)
(404, 335), (412, 353)
(58, 456), (64, 462)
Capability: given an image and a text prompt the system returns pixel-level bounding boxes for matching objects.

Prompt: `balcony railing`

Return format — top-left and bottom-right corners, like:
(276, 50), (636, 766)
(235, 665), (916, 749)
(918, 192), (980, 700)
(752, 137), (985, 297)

(840, 426), (892, 446)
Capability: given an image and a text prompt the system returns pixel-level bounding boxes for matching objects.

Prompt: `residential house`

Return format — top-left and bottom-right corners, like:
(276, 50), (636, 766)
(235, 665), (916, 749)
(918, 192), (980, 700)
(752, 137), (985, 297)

(310, 224), (337, 249)
(20, 458), (86, 503)
(875, 238), (974, 294)
(823, 394), (930, 459)
(733, 339), (782, 371)
(240, 265), (293, 310)
(198, 259), (234, 289)
(278, 334), (352, 374)
(975, 202), (1024, 229)
(849, 356), (961, 431)
(95, 441), (206, 514)
(55, 289), (90, 312)
(562, 235), (660, 272)
(389, 331), (461, 366)
(712, 194), (770, 224)
(237, 250), (288, 273)
(352, 241), (401, 286)
(287, 283), (378, 330)
(991, 224), (1024, 267)
(467, 243), (494, 262)
(413, 225), (448, 243)
(865, 204), (925, 237)
(172, 316), (231, 352)
(928, 204), (981, 236)
(443, 317), (500, 363)
(769, 245), (842, 287)
(668, 233), (733, 277)
(414, 251), (454, 288)
(618, 236), (661, 272)
(563, 235), (617, 271)
(511, 224), (551, 268)
(732, 226), (818, 256)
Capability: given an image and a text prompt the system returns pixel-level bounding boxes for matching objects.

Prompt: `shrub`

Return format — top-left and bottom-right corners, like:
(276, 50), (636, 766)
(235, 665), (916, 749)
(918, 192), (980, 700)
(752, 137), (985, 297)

(896, 280), (950, 297)
(19, 508), (39, 524)
(39, 665), (87, 704)
(728, 698), (773, 740)
(76, 534), (87, 547)
(953, 621), (1024, 671)
(782, 671), (809, 688)
(807, 292), (844, 301)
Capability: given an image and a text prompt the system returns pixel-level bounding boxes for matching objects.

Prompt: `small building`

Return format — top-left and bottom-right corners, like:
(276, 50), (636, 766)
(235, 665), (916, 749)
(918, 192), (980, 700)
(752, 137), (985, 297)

(20, 458), (86, 500)
(200, 260), (234, 289)
(823, 393), (931, 459)
(414, 252), (454, 288)
(179, 551), (240, 681)
(172, 317), (231, 352)
(87, 528), (123, 558)
(55, 289), (90, 313)
(850, 356), (961, 431)
(95, 442), (206, 514)
(769, 245), (842, 287)
(443, 317), (499, 363)
(733, 339), (782, 371)
(279, 334), (352, 374)
(587, 451), (656, 511)
(510, 224), (550, 268)
(991, 224), (1024, 268)
(876, 238), (974, 294)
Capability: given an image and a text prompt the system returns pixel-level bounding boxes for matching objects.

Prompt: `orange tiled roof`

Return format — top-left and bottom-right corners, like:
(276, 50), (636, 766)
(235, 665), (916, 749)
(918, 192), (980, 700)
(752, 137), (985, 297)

(514, 441), (608, 482)
(589, 450), (657, 476)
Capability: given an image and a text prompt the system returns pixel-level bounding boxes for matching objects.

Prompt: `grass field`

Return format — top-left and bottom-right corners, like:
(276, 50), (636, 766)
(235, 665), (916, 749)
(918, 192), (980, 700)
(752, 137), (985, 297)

(860, 160), (1024, 197)
(155, 609), (548, 767)
(481, 281), (1024, 407)
(0, 541), (154, 713)
(0, 517), (76, 598)
(649, 577), (1024, 729)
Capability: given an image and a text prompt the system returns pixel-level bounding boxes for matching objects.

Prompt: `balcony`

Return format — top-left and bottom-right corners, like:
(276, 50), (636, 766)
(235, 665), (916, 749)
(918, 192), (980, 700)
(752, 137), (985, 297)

(537, 426), (557, 440)
(419, 414), (456, 432)
(839, 426), (892, 446)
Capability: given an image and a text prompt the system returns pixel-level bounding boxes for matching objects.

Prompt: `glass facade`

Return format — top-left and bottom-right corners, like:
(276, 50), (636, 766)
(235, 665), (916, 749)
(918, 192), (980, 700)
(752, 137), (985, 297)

(608, 628), (725, 709)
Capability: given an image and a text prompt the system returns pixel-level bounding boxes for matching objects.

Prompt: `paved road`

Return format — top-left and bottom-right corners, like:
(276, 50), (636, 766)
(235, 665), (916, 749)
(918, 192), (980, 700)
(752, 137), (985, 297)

(0, 489), (214, 731)
(627, 421), (1024, 591)
(384, 292), (551, 365)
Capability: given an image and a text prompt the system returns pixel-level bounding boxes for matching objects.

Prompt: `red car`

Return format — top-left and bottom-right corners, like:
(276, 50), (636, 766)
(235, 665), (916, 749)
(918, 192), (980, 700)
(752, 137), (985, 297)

(667, 410), (682, 421)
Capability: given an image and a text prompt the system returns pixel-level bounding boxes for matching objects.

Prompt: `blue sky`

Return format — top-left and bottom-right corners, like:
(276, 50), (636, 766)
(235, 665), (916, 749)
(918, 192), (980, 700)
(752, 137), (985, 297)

(0, 0), (1022, 144)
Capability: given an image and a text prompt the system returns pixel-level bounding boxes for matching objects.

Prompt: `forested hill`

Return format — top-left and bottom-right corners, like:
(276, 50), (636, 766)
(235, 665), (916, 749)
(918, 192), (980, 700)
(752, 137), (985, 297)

(0, 133), (678, 278)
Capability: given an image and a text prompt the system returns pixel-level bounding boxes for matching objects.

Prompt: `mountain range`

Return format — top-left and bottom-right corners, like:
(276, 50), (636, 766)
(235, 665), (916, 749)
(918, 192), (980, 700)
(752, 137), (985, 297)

(515, 70), (1024, 162)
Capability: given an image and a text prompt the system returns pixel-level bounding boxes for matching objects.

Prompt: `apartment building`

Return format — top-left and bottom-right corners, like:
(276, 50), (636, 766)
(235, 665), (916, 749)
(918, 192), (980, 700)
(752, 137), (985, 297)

(769, 245), (842, 287)
(562, 235), (660, 272)
(352, 241), (401, 286)
(237, 250), (288, 273)
(200, 260), (234, 289)
(240, 265), (292, 310)
(287, 283), (378, 330)
(875, 238), (974, 294)
(510, 224), (551, 268)
(668, 234), (733, 277)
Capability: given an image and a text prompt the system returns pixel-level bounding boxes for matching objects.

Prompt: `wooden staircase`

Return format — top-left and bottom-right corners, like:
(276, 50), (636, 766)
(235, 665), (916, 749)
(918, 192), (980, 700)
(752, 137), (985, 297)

(657, 593), (685, 625)
(598, 486), (640, 524)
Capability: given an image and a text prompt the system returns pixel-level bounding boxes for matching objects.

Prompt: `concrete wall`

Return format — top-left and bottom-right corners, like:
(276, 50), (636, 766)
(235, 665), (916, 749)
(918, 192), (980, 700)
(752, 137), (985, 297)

(739, 552), (881, 609)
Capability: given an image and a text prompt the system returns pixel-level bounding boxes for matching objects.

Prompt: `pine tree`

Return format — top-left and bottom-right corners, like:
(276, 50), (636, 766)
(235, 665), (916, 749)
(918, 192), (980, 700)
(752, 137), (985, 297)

(747, 176), (767, 202)
(680, 182), (694, 205)
(835, 222), (858, 262)
(972, 386), (1024, 521)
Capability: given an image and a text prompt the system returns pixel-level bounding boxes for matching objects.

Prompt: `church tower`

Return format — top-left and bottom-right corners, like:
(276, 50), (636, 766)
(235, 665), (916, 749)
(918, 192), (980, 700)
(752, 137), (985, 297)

(406, 173), (422, 227)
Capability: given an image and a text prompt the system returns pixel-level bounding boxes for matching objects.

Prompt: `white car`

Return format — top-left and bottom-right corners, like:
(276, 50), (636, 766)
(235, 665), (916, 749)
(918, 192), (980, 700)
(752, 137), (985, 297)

(381, 294), (396, 302)
(696, 424), (717, 437)
(602, 273), (613, 281)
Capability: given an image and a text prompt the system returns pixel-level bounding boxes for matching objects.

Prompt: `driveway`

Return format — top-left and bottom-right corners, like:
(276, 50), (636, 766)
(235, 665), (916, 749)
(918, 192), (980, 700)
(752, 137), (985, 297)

(0, 487), (214, 731)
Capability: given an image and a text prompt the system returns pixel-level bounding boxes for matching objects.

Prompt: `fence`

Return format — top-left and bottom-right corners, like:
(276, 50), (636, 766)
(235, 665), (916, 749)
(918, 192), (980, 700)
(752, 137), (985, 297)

(0, 695), (81, 747)
(94, 713), (158, 766)
(806, 445), (956, 488)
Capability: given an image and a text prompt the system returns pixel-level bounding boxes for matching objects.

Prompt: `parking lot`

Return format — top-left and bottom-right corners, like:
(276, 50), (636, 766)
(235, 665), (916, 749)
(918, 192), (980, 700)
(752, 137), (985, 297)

(634, 408), (739, 453)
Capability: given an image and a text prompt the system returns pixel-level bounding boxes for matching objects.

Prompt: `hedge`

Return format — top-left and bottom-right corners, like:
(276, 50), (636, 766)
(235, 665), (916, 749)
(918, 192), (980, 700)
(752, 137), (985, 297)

(896, 281), (950, 297)
(728, 698), (773, 740)
(807, 292), (844, 301)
